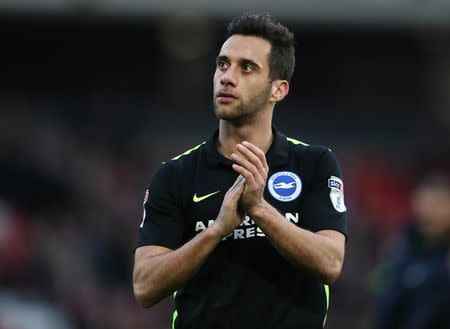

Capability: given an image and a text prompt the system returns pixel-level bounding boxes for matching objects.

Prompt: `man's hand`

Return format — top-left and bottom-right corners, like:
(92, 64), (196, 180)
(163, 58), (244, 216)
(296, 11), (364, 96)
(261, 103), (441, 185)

(231, 141), (269, 216)
(211, 175), (246, 238)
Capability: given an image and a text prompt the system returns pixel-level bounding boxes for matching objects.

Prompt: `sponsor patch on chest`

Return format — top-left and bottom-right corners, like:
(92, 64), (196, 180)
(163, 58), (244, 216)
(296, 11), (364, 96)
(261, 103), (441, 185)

(194, 213), (299, 240)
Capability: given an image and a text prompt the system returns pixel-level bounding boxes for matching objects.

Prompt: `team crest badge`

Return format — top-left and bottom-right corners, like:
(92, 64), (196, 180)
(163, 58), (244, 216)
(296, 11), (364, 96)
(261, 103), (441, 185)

(268, 171), (302, 202)
(328, 176), (346, 213)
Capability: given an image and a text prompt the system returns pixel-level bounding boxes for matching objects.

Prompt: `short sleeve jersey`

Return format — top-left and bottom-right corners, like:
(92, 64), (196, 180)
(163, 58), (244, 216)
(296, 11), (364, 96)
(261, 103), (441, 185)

(137, 128), (347, 329)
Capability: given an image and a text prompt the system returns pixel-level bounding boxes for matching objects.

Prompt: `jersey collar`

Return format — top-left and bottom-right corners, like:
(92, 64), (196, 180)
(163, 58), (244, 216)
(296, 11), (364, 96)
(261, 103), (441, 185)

(205, 127), (290, 168)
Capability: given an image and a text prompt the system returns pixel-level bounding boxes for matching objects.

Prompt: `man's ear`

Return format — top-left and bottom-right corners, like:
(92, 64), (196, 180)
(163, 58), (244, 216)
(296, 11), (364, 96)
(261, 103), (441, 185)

(270, 80), (289, 102)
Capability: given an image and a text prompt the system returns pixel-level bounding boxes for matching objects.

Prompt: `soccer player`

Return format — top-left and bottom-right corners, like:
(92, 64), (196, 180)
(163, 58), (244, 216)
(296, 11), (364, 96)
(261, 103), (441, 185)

(133, 12), (347, 329)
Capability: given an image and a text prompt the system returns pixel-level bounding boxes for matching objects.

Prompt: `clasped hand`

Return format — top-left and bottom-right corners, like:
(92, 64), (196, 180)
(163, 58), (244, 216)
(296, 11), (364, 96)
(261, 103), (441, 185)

(213, 141), (269, 239)
(231, 141), (269, 216)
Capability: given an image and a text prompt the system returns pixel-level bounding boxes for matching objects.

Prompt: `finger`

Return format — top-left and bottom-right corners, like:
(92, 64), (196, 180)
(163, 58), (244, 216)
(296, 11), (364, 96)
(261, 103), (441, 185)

(230, 174), (245, 190)
(242, 141), (269, 173)
(225, 175), (245, 199)
(231, 153), (259, 185)
(231, 152), (264, 186)
(232, 163), (256, 187)
(232, 180), (245, 199)
(227, 178), (245, 205)
(236, 144), (267, 178)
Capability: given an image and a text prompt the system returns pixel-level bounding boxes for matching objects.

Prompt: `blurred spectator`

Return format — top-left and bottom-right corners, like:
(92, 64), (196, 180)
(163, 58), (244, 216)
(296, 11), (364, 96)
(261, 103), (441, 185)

(374, 171), (450, 329)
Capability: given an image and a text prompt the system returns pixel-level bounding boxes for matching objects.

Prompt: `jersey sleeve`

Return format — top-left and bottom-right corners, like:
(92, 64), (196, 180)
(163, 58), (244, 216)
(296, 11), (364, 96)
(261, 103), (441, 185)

(136, 162), (186, 250)
(301, 148), (348, 238)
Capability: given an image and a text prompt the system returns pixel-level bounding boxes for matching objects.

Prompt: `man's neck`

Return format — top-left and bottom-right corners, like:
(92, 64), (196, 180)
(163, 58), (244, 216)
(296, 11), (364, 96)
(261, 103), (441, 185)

(217, 117), (273, 159)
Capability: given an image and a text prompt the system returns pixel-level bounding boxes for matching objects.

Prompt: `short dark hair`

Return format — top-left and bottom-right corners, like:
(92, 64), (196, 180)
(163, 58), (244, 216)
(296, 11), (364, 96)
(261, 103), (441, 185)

(225, 12), (295, 82)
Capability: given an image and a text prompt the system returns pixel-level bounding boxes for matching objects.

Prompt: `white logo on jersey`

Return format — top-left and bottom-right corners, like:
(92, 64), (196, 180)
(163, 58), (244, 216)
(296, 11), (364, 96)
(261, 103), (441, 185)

(328, 176), (346, 213)
(194, 213), (299, 240)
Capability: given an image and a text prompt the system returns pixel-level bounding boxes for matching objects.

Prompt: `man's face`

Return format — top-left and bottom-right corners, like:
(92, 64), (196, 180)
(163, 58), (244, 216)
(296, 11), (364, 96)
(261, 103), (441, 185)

(213, 35), (273, 123)
(413, 183), (450, 240)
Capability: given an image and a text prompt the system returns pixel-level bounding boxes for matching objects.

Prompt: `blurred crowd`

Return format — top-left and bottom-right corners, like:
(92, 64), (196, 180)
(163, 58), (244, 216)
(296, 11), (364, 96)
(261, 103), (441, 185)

(1, 15), (449, 329)
(0, 98), (157, 329)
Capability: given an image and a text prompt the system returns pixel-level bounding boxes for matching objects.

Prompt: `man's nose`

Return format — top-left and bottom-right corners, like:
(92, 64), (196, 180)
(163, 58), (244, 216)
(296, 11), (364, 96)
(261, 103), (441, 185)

(220, 67), (237, 87)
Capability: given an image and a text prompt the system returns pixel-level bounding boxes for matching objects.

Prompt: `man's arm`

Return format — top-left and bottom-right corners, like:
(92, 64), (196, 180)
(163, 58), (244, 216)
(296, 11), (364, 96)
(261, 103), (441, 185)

(231, 141), (345, 284)
(250, 201), (345, 284)
(133, 229), (222, 307)
(133, 175), (245, 307)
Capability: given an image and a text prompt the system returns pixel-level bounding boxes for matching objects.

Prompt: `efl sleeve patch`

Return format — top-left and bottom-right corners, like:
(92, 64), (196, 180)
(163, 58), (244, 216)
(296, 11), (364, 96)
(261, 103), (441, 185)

(298, 148), (347, 236)
(140, 189), (150, 228)
(328, 176), (346, 213)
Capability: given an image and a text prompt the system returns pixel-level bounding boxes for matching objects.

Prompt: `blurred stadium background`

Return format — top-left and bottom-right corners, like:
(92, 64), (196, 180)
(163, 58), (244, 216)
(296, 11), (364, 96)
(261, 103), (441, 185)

(0, 1), (449, 328)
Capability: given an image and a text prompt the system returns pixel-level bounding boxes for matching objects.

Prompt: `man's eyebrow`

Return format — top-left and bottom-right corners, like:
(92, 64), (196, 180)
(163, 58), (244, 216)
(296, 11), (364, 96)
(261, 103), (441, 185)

(240, 58), (263, 69)
(216, 56), (263, 69)
(216, 55), (229, 63)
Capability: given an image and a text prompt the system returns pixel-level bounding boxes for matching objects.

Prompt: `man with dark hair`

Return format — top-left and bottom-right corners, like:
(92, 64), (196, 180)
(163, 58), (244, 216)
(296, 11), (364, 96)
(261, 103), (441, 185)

(133, 12), (347, 329)
(225, 12), (296, 83)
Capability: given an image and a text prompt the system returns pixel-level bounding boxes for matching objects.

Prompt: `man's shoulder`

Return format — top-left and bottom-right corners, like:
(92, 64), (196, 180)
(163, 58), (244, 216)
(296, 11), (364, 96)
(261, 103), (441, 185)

(168, 141), (207, 162)
(149, 140), (207, 187)
(284, 134), (331, 161)
(159, 140), (207, 171)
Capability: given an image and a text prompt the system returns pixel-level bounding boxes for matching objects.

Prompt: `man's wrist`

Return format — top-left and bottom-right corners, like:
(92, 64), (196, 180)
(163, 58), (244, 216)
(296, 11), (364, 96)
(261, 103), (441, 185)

(247, 199), (271, 218)
(206, 222), (227, 241)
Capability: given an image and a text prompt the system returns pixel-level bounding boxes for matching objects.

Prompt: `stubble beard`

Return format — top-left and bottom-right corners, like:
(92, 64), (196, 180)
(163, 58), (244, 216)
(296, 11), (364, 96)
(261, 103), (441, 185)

(213, 85), (271, 125)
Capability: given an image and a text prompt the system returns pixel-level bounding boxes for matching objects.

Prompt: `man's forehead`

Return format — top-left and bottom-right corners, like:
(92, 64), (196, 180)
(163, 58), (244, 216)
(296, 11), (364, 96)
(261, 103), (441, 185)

(219, 35), (271, 63)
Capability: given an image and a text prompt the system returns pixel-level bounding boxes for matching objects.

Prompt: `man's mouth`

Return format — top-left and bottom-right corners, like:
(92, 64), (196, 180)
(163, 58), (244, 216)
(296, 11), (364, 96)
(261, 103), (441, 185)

(217, 91), (237, 98)
(216, 91), (238, 103)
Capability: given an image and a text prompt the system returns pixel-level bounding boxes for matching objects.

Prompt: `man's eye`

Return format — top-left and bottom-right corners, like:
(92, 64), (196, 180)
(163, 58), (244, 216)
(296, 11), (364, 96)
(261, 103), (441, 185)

(218, 61), (228, 70)
(242, 64), (254, 72)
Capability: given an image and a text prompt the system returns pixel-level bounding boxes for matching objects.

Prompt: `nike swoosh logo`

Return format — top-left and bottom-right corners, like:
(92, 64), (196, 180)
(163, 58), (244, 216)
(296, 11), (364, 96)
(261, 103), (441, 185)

(193, 191), (220, 203)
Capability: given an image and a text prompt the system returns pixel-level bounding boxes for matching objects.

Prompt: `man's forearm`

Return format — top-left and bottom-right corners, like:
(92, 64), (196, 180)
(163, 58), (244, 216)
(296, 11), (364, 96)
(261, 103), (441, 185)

(133, 226), (223, 307)
(250, 201), (344, 284)
(134, 175), (246, 307)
